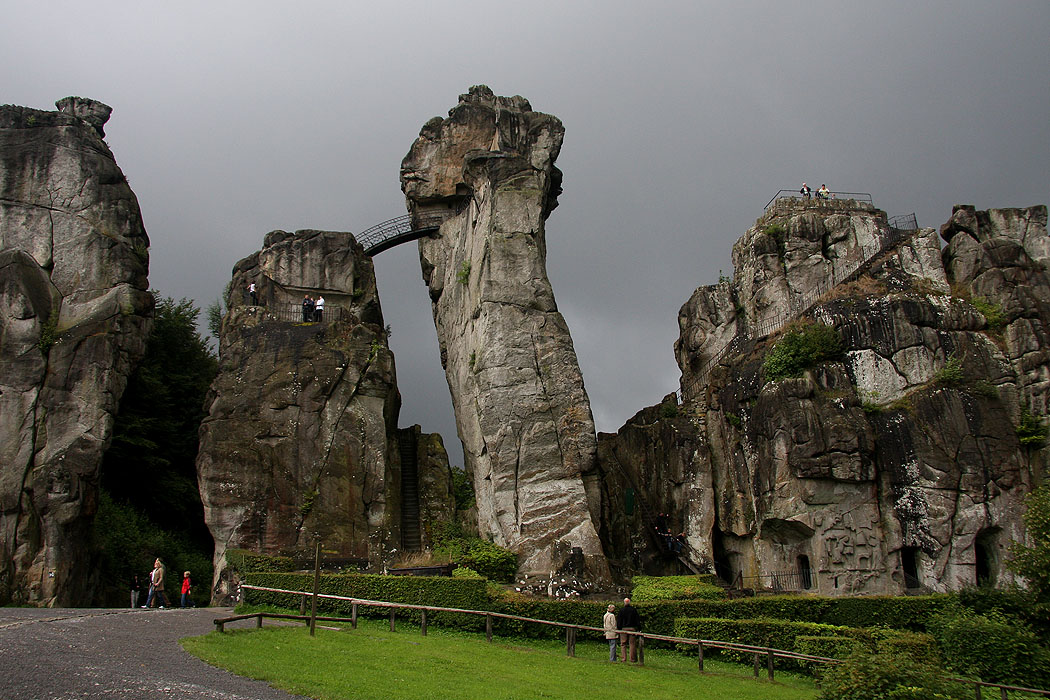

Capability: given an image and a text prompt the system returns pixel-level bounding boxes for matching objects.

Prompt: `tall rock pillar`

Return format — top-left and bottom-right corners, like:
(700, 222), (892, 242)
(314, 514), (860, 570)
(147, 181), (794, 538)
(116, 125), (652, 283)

(0, 98), (153, 605)
(401, 86), (610, 583)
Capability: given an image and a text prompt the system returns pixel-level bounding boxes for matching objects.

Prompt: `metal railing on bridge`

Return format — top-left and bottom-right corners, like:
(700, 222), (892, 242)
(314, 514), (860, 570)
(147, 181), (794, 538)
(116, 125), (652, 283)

(357, 210), (457, 255)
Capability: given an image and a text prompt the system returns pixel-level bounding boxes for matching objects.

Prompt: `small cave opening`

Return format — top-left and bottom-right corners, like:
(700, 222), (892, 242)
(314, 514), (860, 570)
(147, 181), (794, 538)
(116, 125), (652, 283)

(900, 546), (920, 588)
(975, 528), (1000, 587)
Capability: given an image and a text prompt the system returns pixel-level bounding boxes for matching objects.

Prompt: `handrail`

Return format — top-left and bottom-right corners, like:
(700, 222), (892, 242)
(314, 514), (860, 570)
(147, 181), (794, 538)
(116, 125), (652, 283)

(764, 190), (873, 209)
(229, 584), (1050, 696)
(356, 209), (460, 255)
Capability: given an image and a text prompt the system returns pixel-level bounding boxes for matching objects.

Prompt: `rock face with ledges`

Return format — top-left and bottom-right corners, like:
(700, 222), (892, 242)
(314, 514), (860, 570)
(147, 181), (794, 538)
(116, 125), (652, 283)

(0, 98), (152, 606)
(600, 201), (1042, 595)
(197, 229), (409, 602)
(401, 86), (610, 583)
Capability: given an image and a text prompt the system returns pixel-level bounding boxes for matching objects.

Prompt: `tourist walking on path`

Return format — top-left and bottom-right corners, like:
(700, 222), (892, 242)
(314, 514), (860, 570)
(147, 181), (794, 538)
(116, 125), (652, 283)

(603, 604), (618, 662)
(617, 597), (641, 662)
(145, 558), (168, 608)
(181, 571), (194, 608)
(130, 574), (142, 609)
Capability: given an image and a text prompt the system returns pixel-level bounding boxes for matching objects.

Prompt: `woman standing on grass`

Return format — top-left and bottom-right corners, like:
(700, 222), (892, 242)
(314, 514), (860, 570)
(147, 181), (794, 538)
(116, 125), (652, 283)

(603, 604), (618, 662)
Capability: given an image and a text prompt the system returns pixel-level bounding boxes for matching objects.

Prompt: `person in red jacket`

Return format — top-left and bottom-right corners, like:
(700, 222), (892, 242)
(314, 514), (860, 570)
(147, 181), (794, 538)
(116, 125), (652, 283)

(180, 571), (194, 608)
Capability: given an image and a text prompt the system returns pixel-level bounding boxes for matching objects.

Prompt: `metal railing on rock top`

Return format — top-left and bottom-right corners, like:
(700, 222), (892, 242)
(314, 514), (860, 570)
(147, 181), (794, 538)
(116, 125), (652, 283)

(764, 189), (874, 210)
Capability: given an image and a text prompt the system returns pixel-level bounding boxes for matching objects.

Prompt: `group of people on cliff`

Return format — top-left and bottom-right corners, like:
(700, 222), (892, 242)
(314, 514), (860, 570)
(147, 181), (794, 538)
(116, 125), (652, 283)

(131, 558), (194, 609)
(302, 294), (325, 323)
(800, 182), (831, 200)
(603, 598), (643, 662)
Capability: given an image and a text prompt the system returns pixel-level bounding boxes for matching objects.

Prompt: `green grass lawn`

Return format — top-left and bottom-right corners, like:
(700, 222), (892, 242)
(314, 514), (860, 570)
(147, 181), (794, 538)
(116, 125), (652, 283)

(182, 616), (820, 700)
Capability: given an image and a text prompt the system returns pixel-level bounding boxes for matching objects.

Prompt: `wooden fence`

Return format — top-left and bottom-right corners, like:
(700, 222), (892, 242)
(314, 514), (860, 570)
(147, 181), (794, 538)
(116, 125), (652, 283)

(218, 584), (1050, 696)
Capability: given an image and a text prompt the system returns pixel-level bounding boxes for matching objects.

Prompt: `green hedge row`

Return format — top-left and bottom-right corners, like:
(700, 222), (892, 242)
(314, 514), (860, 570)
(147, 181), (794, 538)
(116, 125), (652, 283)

(244, 572), (491, 630)
(226, 549), (295, 573)
(630, 575), (726, 602)
(674, 616), (871, 668)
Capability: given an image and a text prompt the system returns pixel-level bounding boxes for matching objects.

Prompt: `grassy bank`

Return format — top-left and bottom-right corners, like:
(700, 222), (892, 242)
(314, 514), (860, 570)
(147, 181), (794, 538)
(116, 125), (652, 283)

(183, 617), (819, 700)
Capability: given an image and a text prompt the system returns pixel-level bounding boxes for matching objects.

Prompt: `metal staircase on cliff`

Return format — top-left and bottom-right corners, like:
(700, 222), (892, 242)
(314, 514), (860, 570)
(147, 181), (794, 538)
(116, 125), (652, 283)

(677, 210), (918, 405)
(398, 429), (422, 552)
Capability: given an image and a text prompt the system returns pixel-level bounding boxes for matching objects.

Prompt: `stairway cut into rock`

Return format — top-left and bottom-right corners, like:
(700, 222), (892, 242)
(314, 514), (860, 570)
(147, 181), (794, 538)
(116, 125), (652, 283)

(399, 429), (421, 552)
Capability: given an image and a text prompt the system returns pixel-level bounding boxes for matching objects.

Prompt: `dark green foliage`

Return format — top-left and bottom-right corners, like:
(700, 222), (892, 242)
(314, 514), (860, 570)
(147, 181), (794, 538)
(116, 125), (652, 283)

(933, 354), (964, 385)
(794, 634), (863, 661)
(927, 608), (1050, 689)
(872, 629), (941, 666)
(764, 223), (788, 261)
(970, 296), (1006, 331)
(101, 293), (217, 549)
(206, 299), (224, 338)
(955, 586), (1050, 642)
(93, 490), (212, 607)
(674, 616), (870, 668)
(762, 322), (843, 381)
(1016, 408), (1049, 448)
(818, 648), (967, 700)
(451, 468), (475, 510)
(37, 311), (57, 353)
(658, 401), (679, 419)
(226, 549), (296, 574)
(630, 575), (726, 602)
(1010, 485), (1050, 602)
(432, 521), (517, 582)
(244, 572), (490, 630)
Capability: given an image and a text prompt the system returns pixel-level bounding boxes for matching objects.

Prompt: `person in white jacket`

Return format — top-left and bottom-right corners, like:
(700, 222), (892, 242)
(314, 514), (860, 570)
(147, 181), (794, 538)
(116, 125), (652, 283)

(603, 604), (618, 662)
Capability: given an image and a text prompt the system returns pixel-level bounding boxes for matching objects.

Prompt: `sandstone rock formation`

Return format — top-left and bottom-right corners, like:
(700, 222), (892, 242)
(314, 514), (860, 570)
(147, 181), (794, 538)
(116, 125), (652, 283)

(0, 98), (153, 605)
(401, 86), (610, 582)
(599, 198), (1043, 595)
(197, 229), (454, 601)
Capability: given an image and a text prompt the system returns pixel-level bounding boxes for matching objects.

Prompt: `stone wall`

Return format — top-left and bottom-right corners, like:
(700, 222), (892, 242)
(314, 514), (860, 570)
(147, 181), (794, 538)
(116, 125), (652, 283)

(0, 98), (153, 605)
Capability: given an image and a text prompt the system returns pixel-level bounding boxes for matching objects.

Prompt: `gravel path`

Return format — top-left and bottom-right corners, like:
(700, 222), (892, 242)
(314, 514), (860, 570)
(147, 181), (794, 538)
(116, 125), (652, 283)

(0, 607), (310, 699)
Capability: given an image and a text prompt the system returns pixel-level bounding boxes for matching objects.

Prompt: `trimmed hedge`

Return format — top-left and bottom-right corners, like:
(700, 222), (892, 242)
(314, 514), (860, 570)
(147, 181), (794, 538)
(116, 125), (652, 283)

(244, 572), (490, 630)
(674, 616), (870, 668)
(226, 549), (295, 573)
(795, 634), (863, 661)
(630, 575), (726, 602)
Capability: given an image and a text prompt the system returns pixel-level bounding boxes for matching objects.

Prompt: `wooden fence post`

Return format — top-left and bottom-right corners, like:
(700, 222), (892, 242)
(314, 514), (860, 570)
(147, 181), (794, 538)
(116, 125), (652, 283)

(256, 614), (263, 629)
(215, 620), (225, 633)
(351, 603), (358, 629)
(767, 649), (774, 680)
(697, 640), (704, 672)
(389, 609), (396, 632)
(999, 688), (1007, 700)
(566, 627), (575, 657)
(753, 652), (760, 678)
(638, 635), (645, 665)
(299, 594), (307, 616)
(486, 614), (492, 643)
(421, 610), (427, 637)
(309, 537), (321, 637)
(973, 683), (981, 700)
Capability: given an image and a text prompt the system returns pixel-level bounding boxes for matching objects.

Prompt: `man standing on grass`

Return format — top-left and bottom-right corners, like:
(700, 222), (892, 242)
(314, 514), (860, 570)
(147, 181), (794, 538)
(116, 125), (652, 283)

(617, 597), (641, 662)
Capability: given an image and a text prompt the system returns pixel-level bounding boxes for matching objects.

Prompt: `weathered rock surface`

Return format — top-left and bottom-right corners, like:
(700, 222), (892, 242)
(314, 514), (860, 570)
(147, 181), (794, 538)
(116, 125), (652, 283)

(601, 199), (1042, 595)
(401, 86), (609, 582)
(197, 229), (411, 601)
(0, 98), (153, 606)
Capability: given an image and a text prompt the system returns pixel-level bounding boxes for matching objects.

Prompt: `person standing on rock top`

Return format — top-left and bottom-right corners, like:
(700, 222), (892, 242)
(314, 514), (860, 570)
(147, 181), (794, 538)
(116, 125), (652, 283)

(248, 282), (257, 306)
(302, 295), (313, 323)
(314, 295), (324, 323)
(800, 182), (811, 199)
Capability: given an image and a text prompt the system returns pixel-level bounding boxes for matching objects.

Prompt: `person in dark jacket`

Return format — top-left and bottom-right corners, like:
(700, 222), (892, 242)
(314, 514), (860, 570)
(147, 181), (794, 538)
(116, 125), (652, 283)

(616, 597), (642, 662)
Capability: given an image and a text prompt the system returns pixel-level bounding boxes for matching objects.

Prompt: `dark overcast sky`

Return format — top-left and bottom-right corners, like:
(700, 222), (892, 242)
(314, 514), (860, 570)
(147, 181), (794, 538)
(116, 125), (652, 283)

(4, 1), (1048, 469)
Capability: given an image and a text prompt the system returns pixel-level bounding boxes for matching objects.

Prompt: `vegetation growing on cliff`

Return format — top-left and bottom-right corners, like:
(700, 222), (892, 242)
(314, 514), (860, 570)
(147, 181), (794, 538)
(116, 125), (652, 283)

(762, 321), (843, 381)
(98, 293), (218, 603)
